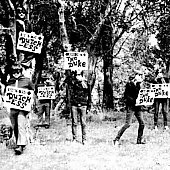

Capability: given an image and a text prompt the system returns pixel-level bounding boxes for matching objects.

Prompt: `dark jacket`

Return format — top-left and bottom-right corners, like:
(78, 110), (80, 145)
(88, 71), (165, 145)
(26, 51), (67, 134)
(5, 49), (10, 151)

(70, 77), (88, 106)
(6, 75), (34, 90)
(156, 77), (168, 84)
(124, 81), (140, 107)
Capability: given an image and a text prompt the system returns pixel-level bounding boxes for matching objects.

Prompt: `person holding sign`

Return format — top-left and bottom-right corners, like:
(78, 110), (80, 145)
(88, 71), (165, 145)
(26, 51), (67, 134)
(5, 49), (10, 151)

(70, 70), (89, 145)
(5, 62), (34, 155)
(35, 74), (55, 129)
(113, 72), (146, 145)
(153, 69), (169, 131)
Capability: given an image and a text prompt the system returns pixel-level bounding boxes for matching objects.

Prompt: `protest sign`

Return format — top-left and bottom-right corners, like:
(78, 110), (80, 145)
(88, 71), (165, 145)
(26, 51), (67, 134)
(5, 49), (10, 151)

(151, 84), (170, 98)
(17, 32), (44, 54)
(136, 89), (155, 106)
(4, 86), (34, 112)
(37, 86), (55, 100)
(64, 52), (88, 71)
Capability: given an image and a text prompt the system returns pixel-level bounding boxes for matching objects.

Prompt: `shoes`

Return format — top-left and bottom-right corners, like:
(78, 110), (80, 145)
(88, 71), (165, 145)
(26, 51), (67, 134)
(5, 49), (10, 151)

(164, 126), (169, 130)
(113, 139), (119, 146)
(14, 146), (24, 155)
(44, 121), (50, 129)
(45, 125), (50, 129)
(137, 138), (146, 144)
(82, 140), (87, 145)
(154, 126), (158, 131)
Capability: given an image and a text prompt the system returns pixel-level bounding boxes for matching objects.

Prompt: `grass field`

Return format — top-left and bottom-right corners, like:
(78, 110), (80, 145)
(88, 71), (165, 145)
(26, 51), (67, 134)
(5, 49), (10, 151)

(0, 110), (170, 170)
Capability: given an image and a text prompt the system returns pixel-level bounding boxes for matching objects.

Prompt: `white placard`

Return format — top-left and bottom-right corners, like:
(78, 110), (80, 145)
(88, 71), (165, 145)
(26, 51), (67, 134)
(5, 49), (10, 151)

(64, 52), (88, 71)
(37, 86), (55, 99)
(17, 32), (44, 54)
(136, 89), (155, 106)
(4, 86), (34, 111)
(151, 84), (170, 98)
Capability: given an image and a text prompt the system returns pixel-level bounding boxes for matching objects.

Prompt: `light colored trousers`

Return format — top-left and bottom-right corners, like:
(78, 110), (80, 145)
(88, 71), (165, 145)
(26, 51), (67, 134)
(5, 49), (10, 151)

(10, 109), (28, 146)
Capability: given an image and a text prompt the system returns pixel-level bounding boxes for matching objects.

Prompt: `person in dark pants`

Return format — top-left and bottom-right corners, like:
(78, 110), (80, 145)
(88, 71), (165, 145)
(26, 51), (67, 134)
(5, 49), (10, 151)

(5, 62), (34, 155)
(36, 75), (55, 128)
(153, 71), (169, 131)
(70, 71), (89, 145)
(114, 72), (145, 145)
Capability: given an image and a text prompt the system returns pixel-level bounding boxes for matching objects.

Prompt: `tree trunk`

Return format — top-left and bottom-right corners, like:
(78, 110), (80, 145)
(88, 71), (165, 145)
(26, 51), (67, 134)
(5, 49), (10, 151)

(58, 0), (72, 116)
(102, 21), (114, 109)
(103, 57), (113, 109)
(58, 1), (71, 51)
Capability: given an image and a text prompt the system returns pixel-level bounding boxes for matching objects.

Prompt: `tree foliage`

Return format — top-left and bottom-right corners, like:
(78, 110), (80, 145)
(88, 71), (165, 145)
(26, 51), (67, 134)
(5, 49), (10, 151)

(1, 0), (170, 109)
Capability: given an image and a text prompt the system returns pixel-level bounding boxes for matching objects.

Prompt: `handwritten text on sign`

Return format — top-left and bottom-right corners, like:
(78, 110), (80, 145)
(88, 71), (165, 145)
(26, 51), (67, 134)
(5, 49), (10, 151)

(136, 89), (155, 106)
(151, 84), (170, 98)
(17, 32), (44, 54)
(4, 86), (34, 111)
(64, 52), (88, 71)
(37, 86), (55, 99)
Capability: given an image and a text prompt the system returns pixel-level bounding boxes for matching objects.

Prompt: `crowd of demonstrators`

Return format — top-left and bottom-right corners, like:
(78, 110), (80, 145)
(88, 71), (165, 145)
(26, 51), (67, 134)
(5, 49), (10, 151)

(0, 54), (170, 155)
(114, 70), (146, 145)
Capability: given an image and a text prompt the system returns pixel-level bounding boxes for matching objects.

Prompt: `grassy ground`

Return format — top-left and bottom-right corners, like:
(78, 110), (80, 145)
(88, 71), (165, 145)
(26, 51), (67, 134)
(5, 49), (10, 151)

(0, 110), (170, 170)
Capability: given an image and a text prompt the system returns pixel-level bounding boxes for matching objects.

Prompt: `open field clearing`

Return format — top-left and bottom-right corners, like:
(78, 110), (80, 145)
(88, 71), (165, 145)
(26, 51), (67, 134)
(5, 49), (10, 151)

(0, 111), (170, 170)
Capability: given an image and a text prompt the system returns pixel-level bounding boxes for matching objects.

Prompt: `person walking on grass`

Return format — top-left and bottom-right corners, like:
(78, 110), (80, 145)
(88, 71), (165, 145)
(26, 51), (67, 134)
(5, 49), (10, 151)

(70, 70), (89, 145)
(5, 62), (34, 155)
(114, 71), (146, 145)
(153, 69), (169, 131)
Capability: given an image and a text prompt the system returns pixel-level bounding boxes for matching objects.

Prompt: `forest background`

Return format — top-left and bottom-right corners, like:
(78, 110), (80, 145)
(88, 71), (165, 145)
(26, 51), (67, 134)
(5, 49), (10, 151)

(1, 1), (170, 169)
(0, 0), (170, 116)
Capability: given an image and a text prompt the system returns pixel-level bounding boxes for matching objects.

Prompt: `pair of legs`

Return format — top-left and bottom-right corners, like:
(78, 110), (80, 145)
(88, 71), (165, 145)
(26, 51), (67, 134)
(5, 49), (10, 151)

(154, 98), (168, 128)
(37, 102), (51, 126)
(10, 109), (28, 154)
(115, 106), (145, 144)
(71, 105), (87, 143)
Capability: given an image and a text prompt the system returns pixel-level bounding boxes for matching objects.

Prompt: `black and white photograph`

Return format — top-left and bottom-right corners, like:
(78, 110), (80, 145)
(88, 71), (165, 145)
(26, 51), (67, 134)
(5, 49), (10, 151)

(0, 0), (170, 169)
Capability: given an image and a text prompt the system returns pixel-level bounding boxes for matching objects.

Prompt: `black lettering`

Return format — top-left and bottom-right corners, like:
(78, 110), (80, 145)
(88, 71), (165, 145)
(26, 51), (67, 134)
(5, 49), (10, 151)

(7, 93), (13, 100)
(82, 62), (86, 67)
(18, 95), (23, 100)
(26, 96), (31, 103)
(25, 38), (30, 44)
(23, 43), (27, 48)
(78, 60), (82, 67)
(19, 37), (25, 43)
(20, 102), (25, 109)
(70, 57), (74, 62)
(37, 41), (42, 47)
(73, 61), (77, 66)
(13, 94), (18, 100)
(22, 96), (26, 102)
(16, 100), (21, 107)
(30, 39), (34, 45)
(32, 45), (37, 51)
(66, 56), (70, 62)
(11, 99), (15, 105)
(139, 98), (143, 104)
(47, 91), (52, 98)
(68, 63), (73, 67)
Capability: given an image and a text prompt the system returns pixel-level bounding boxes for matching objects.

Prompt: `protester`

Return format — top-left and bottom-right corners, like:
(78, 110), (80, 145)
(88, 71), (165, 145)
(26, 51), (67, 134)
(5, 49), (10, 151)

(35, 73), (55, 128)
(113, 71), (146, 145)
(70, 70), (89, 145)
(153, 69), (169, 131)
(5, 62), (34, 155)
